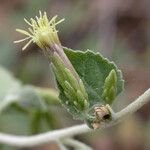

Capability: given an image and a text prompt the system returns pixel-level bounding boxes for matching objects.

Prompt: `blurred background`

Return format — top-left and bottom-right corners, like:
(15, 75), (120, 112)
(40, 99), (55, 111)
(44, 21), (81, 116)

(0, 0), (150, 150)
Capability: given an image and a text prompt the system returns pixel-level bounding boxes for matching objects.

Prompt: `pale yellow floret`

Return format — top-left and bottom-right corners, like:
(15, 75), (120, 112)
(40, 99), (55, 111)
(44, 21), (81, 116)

(14, 11), (65, 50)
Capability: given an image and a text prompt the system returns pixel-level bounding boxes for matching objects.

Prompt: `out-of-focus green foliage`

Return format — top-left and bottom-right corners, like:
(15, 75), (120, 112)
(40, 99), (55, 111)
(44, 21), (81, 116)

(0, 66), (60, 136)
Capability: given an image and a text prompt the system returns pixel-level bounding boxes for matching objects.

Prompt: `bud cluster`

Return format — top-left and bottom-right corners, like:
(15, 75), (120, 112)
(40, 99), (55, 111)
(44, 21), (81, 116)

(51, 51), (89, 111)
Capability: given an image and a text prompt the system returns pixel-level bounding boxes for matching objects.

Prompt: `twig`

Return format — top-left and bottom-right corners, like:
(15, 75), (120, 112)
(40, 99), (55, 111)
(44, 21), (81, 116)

(115, 88), (150, 120)
(0, 88), (149, 147)
(0, 124), (90, 147)
(63, 138), (93, 150)
(56, 140), (68, 150)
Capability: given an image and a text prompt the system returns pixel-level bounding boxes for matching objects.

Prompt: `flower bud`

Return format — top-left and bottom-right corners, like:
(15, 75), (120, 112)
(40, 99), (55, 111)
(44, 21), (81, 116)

(14, 11), (64, 50)
(102, 69), (117, 104)
(14, 11), (89, 112)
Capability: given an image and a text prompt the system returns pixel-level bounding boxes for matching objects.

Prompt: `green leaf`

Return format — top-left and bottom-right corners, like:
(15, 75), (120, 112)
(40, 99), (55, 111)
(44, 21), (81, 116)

(56, 47), (124, 119)
(0, 66), (60, 135)
(0, 66), (21, 101)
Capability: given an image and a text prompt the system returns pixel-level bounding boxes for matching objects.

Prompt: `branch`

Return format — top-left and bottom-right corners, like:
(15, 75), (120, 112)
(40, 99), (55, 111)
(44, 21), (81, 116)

(0, 88), (149, 147)
(115, 88), (150, 120)
(0, 124), (90, 147)
(63, 138), (93, 150)
(56, 140), (68, 150)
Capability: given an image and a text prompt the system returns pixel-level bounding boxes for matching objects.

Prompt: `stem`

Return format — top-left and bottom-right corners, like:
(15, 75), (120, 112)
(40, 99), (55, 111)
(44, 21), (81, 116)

(0, 124), (90, 147)
(115, 88), (150, 120)
(56, 140), (68, 150)
(0, 88), (149, 147)
(63, 139), (93, 150)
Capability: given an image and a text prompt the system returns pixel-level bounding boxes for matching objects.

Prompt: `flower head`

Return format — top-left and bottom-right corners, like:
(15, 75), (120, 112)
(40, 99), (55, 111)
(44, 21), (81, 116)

(14, 11), (65, 50)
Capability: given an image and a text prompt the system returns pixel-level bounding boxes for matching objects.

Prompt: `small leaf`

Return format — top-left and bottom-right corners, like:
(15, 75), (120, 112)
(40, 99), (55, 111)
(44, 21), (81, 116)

(0, 66), (60, 134)
(55, 47), (124, 120)
(0, 66), (21, 101)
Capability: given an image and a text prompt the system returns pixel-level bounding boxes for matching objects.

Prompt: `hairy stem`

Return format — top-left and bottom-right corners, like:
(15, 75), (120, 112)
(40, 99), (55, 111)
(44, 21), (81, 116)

(63, 138), (93, 150)
(115, 88), (150, 120)
(0, 88), (149, 147)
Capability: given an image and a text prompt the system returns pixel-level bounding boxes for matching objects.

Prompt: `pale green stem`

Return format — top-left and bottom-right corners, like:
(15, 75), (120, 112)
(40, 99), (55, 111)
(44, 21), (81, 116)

(0, 88), (149, 147)
(63, 138), (93, 150)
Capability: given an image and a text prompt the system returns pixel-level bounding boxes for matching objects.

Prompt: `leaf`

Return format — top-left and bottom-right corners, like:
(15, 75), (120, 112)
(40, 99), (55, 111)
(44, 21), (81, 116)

(0, 66), (60, 135)
(0, 66), (21, 101)
(56, 47), (124, 119)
